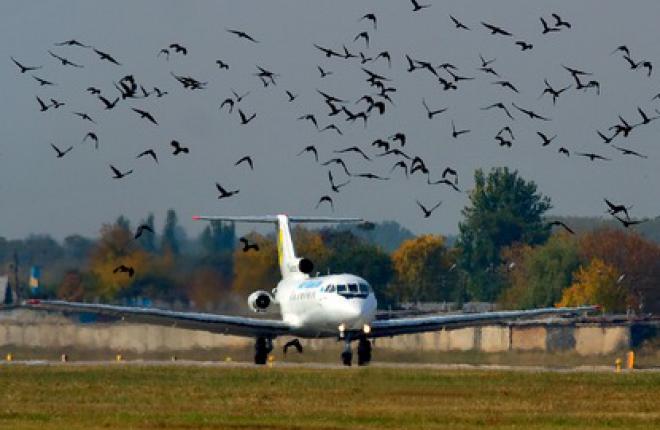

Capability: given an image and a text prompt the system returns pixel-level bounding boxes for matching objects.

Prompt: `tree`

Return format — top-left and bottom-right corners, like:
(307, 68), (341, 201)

(391, 235), (456, 303)
(232, 233), (279, 296)
(161, 209), (180, 255)
(557, 258), (628, 312)
(499, 233), (582, 309)
(457, 167), (552, 301)
(578, 228), (660, 313)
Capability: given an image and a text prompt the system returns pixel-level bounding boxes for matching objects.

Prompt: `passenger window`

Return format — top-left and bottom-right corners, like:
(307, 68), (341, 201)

(329, 285), (336, 293)
(337, 284), (347, 293)
(348, 284), (358, 293)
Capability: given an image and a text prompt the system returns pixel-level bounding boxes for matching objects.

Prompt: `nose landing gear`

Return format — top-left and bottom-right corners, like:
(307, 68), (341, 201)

(254, 336), (273, 365)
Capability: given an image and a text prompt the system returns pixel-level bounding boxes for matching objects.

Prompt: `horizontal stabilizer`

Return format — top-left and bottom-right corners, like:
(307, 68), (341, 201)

(193, 215), (363, 224)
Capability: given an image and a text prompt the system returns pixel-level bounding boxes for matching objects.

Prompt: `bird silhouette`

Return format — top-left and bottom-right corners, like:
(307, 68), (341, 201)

(512, 103), (551, 121)
(316, 195), (334, 211)
(73, 111), (96, 123)
(113, 265), (135, 277)
(422, 98), (447, 119)
(36, 96), (49, 112)
(110, 164), (133, 179)
(334, 146), (371, 161)
(451, 120), (470, 138)
(374, 51), (391, 68)
(32, 75), (54, 86)
(170, 140), (189, 155)
(321, 124), (343, 135)
(216, 59), (229, 70)
(86, 86), (101, 95)
(328, 171), (350, 193)
(317, 65), (333, 78)
(238, 109), (256, 125)
(558, 147), (570, 157)
(354, 31), (370, 48)
(50, 143), (72, 158)
(239, 237), (259, 252)
(234, 155), (254, 170)
(219, 98), (235, 113)
(410, 0), (430, 12)
(604, 198), (632, 219)
(82, 132), (99, 149)
(298, 114), (318, 129)
(481, 102), (514, 120)
(169, 43), (188, 55)
(515, 41), (533, 51)
(131, 108), (158, 125)
(417, 200), (442, 218)
(48, 50), (83, 68)
(611, 145), (647, 159)
(321, 158), (351, 176)
(481, 22), (513, 36)
(390, 160), (409, 178)
(54, 39), (91, 48)
(285, 90), (298, 102)
(49, 98), (64, 109)
(283, 338), (303, 355)
(359, 13), (377, 30)
(11, 57), (41, 73)
(613, 215), (647, 228)
(548, 220), (574, 234)
(137, 149), (158, 163)
(157, 48), (170, 60)
(93, 48), (121, 65)
(450, 15), (470, 30)
(537, 132), (557, 146)
(576, 152), (610, 161)
(297, 145), (319, 162)
(98, 95), (119, 110)
(492, 80), (519, 93)
(226, 29), (259, 43)
(134, 224), (154, 239)
(216, 183), (239, 199)
(552, 13), (571, 29)
(390, 132), (406, 146)
(540, 17), (560, 34)
(540, 79), (570, 105)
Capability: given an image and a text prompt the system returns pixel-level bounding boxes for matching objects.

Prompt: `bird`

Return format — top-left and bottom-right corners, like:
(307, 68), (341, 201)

(239, 237), (259, 252)
(450, 15), (470, 30)
(389, 160), (409, 178)
(317, 66), (333, 78)
(73, 111), (96, 123)
(547, 220), (575, 235)
(137, 149), (158, 163)
(48, 97), (64, 109)
(157, 48), (170, 60)
(481, 102), (514, 120)
(86, 87), (101, 95)
(231, 89), (250, 103)
(410, 0), (430, 12)
(321, 124), (343, 135)
(47, 50), (83, 67)
(334, 146), (371, 161)
(552, 13), (571, 29)
(328, 171), (350, 193)
(134, 224), (154, 239)
(216, 59), (229, 70)
(36, 96), (49, 112)
(32, 75), (54, 86)
(283, 338), (303, 355)
(321, 158), (351, 176)
(298, 114), (318, 129)
(153, 87), (168, 98)
(285, 90), (298, 102)
(297, 145), (318, 162)
(169, 43), (188, 55)
(371, 139), (390, 152)
(377, 148), (411, 160)
(131, 108), (158, 125)
(481, 22), (513, 36)
(54, 39), (91, 48)
(515, 41), (533, 51)
(422, 99), (447, 119)
(359, 13), (377, 30)
(110, 164), (133, 179)
(315, 195), (334, 211)
(451, 121), (470, 138)
(92, 48), (120, 65)
(82, 132), (99, 149)
(596, 130), (615, 144)
(234, 155), (254, 170)
(428, 177), (461, 192)
(611, 145), (648, 159)
(576, 152), (610, 161)
(238, 109), (256, 125)
(11, 56), (41, 73)
(113, 265), (135, 278)
(511, 103), (551, 121)
(417, 200), (442, 218)
(613, 215), (647, 228)
(354, 31), (370, 48)
(390, 132), (406, 146)
(313, 44), (341, 58)
(50, 143), (72, 158)
(216, 183), (239, 199)
(540, 17), (560, 34)
(226, 29), (259, 43)
(98, 95), (119, 110)
(492, 80), (519, 93)
(219, 98), (235, 113)
(170, 140), (189, 155)
(540, 79), (570, 105)
(442, 167), (459, 184)
(558, 147), (570, 157)
(604, 198), (632, 219)
(537, 132), (557, 146)
(374, 51), (391, 68)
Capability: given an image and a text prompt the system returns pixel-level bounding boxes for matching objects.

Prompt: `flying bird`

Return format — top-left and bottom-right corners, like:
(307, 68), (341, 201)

(93, 48), (121, 65)
(410, 0), (431, 12)
(226, 29), (259, 43)
(216, 59), (229, 70)
(131, 108), (158, 125)
(54, 39), (91, 48)
(511, 103), (551, 121)
(238, 109), (256, 125)
(422, 98), (447, 119)
(575, 152), (610, 161)
(450, 15), (470, 30)
(328, 171), (350, 193)
(552, 13), (571, 29)
(537, 132), (557, 146)
(73, 111), (96, 123)
(540, 17), (560, 34)
(47, 50), (83, 68)
(548, 220), (574, 234)
(417, 200), (442, 218)
(113, 265), (135, 278)
(98, 95), (119, 110)
(315, 195), (334, 211)
(32, 75), (54, 86)
(137, 149), (158, 163)
(481, 22), (513, 36)
(110, 164), (133, 179)
(170, 140), (189, 155)
(234, 155), (254, 170)
(216, 183), (240, 199)
(239, 237), (259, 252)
(82, 132), (99, 149)
(50, 143), (72, 158)
(11, 56), (41, 73)
(134, 224), (154, 239)
(359, 13), (377, 29)
(36, 96), (49, 112)
(451, 120), (470, 138)
(169, 43), (188, 55)
(297, 145), (318, 162)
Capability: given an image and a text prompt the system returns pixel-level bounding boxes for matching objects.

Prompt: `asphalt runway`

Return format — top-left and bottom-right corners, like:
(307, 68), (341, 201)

(2, 359), (658, 373)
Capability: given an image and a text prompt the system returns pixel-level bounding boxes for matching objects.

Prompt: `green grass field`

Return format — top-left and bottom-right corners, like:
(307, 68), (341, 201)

(1, 365), (659, 430)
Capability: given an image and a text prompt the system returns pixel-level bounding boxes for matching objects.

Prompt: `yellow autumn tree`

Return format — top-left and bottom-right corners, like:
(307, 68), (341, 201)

(557, 258), (628, 312)
(391, 234), (455, 302)
(88, 223), (150, 299)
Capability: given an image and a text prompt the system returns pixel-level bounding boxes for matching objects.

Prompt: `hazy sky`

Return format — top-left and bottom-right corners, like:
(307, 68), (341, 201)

(2, 1), (660, 240)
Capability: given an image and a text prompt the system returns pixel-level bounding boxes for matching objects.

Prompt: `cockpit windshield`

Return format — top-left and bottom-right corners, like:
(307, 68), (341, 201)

(325, 282), (370, 298)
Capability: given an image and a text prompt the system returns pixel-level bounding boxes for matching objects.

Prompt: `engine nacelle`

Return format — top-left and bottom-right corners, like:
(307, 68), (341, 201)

(248, 290), (275, 313)
(297, 257), (314, 275)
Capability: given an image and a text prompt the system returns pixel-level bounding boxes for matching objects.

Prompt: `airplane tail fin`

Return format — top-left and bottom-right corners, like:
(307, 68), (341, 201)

(193, 215), (363, 279)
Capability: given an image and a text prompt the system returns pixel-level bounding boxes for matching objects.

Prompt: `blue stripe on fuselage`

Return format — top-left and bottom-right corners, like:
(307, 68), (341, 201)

(298, 280), (323, 289)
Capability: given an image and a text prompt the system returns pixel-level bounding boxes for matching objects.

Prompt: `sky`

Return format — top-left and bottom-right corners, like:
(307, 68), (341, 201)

(2, 0), (660, 241)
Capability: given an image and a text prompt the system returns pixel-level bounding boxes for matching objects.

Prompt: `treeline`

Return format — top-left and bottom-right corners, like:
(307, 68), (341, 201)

(2, 168), (659, 314)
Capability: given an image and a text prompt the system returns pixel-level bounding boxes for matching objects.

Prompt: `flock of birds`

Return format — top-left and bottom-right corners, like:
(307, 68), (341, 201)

(10, 3), (660, 277)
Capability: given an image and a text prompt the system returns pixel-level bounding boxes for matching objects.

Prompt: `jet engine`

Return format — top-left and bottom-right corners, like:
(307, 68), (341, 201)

(248, 290), (275, 313)
(296, 257), (314, 275)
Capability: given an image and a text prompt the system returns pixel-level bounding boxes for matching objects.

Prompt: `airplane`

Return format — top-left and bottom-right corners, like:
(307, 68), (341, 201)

(23, 214), (598, 366)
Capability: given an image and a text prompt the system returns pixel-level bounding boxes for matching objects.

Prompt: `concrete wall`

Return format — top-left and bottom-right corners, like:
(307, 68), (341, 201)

(0, 308), (656, 355)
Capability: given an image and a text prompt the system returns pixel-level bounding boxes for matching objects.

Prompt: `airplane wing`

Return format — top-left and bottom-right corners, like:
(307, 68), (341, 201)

(370, 305), (598, 338)
(22, 300), (291, 338)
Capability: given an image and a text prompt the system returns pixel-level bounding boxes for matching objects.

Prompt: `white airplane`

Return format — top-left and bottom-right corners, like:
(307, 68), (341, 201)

(24, 214), (598, 365)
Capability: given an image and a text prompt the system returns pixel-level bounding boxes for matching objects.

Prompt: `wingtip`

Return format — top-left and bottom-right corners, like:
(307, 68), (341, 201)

(192, 215), (201, 221)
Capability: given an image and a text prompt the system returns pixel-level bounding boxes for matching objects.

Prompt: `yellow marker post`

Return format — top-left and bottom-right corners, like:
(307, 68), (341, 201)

(615, 358), (622, 373)
(267, 354), (275, 368)
(5, 353), (12, 362)
(115, 353), (123, 362)
(225, 356), (232, 362)
(626, 351), (635, 370)
(61, 353), (68, 363)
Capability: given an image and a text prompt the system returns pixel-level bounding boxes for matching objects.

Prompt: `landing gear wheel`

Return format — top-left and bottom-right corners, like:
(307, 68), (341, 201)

(341, 350), (353, 366)
(357, 337), (372, 366)
(254, 336), (272, 365)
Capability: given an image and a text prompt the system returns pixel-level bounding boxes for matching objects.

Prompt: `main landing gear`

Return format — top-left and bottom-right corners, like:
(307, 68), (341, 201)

(341, 335), (372, 366)
(254, 336), (273, 365)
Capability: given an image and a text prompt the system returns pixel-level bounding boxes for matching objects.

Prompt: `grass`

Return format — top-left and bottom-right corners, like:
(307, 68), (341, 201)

(1, 365), (659, 429)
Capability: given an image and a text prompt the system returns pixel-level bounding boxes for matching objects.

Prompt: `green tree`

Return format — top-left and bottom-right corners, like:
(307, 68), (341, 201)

(499, 233), (582, 309)
(457, 167), (552, 301)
